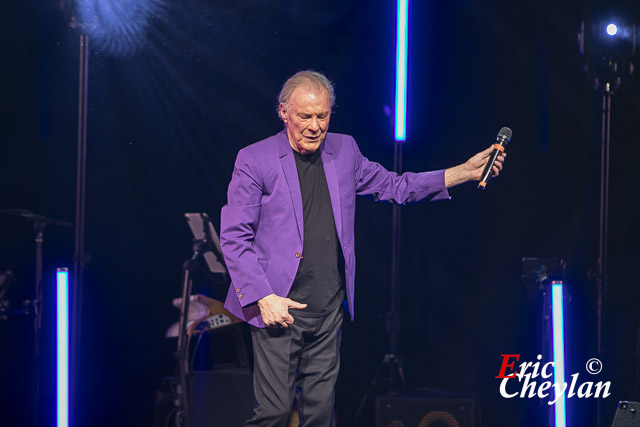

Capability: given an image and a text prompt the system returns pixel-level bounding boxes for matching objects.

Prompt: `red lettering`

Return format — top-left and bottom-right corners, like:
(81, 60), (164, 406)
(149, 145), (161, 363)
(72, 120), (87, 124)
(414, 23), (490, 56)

(495, 354), (520, 378)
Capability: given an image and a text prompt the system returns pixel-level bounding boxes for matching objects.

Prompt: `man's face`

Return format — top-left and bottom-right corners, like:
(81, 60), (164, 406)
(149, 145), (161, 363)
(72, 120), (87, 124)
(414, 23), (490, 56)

(280, 85), (331, 154)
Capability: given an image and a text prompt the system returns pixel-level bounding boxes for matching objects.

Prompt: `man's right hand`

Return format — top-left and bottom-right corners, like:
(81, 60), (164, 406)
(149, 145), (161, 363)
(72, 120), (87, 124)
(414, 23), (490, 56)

(257, 293), (307, 328)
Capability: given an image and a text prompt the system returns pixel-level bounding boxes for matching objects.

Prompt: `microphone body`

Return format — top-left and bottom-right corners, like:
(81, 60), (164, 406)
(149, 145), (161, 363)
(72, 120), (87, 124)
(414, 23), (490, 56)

(478, 127), (511, 189)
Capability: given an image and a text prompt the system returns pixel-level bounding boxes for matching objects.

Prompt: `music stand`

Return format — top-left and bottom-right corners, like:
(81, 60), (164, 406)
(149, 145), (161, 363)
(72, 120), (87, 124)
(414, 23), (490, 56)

(174, 213), (227, 426)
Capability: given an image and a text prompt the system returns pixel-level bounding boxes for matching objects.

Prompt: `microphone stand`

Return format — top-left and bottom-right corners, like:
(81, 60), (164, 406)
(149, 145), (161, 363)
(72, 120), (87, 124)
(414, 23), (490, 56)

(594, 79), (615, 427)
(174, 238), (210, 427)
(388, 135), (406, 391)
(595, 82), (613, 357)
(71, 31), (90, 427)
(352, 136), (406, 427)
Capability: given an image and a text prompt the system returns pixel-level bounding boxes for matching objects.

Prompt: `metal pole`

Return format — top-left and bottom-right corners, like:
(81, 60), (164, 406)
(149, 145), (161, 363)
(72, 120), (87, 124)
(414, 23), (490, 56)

(177, 268), (193, 426)
(596, 82), (612, 427)
(385, 138), (406, 392)
(71, 32), (89, 427)
(390, 139), (402, 356)
(33, 221), (44, 426)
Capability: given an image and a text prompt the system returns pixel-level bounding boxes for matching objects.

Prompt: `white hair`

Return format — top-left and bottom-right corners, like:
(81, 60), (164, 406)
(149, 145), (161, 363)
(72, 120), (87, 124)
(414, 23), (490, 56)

(277, 70), (335, 119)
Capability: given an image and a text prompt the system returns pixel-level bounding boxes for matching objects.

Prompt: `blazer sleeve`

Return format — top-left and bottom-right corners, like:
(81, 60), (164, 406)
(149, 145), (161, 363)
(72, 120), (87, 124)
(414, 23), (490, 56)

(351, 137), (451, 204)
(220, 148), (274, 307)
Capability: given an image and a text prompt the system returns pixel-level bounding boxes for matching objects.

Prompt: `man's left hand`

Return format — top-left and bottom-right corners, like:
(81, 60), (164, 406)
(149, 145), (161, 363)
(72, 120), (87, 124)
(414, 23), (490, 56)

(466, 145), (506, 181)
(445, 145), (507, 188)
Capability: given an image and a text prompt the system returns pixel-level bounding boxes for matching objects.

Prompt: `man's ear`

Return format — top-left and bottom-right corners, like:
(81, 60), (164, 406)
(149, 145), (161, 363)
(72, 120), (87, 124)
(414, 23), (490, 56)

(279, 103), (287, 123)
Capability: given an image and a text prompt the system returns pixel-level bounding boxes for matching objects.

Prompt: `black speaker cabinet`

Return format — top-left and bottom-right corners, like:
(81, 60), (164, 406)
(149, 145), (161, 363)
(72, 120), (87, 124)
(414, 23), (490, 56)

(188, 367), (255, 427)
(376, 393), (480, 427)
(611, 401), (639, 427)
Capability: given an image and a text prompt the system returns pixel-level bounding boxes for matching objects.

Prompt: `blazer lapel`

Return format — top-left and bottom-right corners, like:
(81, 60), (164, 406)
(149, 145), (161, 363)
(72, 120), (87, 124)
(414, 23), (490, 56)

(278, 132), (304, 242)
(321, 137), (343, 240)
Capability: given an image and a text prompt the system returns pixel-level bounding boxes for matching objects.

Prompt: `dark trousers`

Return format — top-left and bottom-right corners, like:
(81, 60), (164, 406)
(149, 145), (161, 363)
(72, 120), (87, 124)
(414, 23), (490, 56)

(245, 305), (345, 427)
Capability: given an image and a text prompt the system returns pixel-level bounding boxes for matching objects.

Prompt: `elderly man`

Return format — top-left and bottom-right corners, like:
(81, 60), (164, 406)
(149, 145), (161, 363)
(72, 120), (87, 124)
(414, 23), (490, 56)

(220, 70), (505, 426)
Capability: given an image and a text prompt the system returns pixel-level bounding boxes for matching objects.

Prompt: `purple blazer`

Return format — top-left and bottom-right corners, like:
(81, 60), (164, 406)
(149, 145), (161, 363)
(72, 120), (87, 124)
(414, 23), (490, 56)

(221, 131), (450, 327)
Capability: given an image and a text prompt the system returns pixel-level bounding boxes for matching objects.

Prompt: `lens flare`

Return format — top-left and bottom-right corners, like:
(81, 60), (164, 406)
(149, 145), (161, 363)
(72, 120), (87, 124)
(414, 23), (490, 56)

(76, 0), (167, 57)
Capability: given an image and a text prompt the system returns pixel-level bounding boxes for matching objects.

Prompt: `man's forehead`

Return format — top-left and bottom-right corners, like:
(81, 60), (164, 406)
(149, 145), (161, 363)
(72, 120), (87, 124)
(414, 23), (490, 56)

(290, 84), (330, 104)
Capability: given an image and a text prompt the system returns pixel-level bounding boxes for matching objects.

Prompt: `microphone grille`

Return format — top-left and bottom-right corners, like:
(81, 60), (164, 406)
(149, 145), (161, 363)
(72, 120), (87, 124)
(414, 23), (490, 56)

(499, 127), (512, 140)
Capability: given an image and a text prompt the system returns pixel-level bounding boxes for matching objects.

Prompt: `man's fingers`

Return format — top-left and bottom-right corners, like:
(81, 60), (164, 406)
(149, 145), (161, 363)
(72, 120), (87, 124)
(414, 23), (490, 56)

(259, 295), (306, 328)
(286, 298), (307, 310)
(265, 318), (279, 327)
(273, 313), (294, 328)
(265, 316), (290, 328)
(272, 313), (293, 328)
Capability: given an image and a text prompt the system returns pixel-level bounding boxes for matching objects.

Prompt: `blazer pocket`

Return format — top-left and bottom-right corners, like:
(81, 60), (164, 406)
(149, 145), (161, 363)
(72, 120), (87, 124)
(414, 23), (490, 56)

(257, 258), (268, 272)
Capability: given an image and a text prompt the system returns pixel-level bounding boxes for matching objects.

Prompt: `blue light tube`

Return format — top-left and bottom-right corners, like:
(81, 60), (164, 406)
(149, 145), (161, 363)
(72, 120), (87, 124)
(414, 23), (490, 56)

(551, 281), (566, 427)
(394, 0), (408, 141)
(56, 268), (69, 427)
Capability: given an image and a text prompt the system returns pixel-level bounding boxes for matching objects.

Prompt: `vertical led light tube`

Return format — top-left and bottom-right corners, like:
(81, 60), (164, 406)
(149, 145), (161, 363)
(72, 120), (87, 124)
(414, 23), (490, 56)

(551, 281), (566, 427)
(394, 0), (409, 141)
(56, 268), (69, 427)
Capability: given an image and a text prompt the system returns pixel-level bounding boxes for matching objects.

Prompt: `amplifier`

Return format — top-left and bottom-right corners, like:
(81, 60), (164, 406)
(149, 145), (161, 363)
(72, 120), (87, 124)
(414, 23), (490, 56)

(189, 368), (255, 427)
(376, 393), (480, 427)
(155, 368), (255, 427)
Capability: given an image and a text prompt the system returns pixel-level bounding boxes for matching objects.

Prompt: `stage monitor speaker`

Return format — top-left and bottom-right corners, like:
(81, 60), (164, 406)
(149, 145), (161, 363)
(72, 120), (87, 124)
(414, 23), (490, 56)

(611, 401), (639, 427)
(376, 393), (480, 427)
(189, 367), (255, 427)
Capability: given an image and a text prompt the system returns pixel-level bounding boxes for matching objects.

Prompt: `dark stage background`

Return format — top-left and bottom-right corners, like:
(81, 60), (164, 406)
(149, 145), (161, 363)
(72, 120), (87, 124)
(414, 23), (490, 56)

(1, 1), (640, 426)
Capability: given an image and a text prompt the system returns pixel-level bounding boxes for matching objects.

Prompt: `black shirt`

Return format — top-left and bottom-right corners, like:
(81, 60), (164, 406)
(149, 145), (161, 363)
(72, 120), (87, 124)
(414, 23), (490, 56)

(287, 148), (345, 315)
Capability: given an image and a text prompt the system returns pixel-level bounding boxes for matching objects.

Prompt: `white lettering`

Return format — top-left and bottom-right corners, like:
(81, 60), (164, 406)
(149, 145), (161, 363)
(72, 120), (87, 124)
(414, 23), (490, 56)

(517, 361), (533, 380)
(537, 380), (552, 398)
(498, 358), (612, 405)
(593, 381), (611, 398)
(531, 354), (543, 378)
(500, 378), (518, 398)
(520, 375), (537, 398)
(549, 381), (567, 405)
(577, 381), (593, 398)
(541, 361), (554, 379)
(567, 373), (579, 398)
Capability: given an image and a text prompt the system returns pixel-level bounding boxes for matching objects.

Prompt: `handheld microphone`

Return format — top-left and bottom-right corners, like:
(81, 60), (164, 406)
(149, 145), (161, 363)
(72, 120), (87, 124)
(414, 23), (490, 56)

(478, 127), (511, 189)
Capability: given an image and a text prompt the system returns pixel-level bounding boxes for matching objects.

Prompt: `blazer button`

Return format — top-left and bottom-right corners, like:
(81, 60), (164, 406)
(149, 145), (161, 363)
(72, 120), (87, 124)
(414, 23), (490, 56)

(236, 288), (241, 293)
(295, 252), (301, 258)
(238, 294), (243, 299)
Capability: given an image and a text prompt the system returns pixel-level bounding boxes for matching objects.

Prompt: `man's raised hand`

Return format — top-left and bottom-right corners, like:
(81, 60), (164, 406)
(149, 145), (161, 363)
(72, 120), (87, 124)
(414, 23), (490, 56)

(444, 145), (507, 188)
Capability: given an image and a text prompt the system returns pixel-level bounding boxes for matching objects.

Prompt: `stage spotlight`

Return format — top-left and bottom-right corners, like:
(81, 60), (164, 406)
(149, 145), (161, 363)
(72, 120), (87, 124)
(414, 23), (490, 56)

(579, 18), (637, 91)
(73, 0), (167, 56)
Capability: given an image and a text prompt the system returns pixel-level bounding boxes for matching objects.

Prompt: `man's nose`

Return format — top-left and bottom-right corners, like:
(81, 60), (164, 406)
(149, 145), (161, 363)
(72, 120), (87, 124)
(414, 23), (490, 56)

(309, 116), (319, 132)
